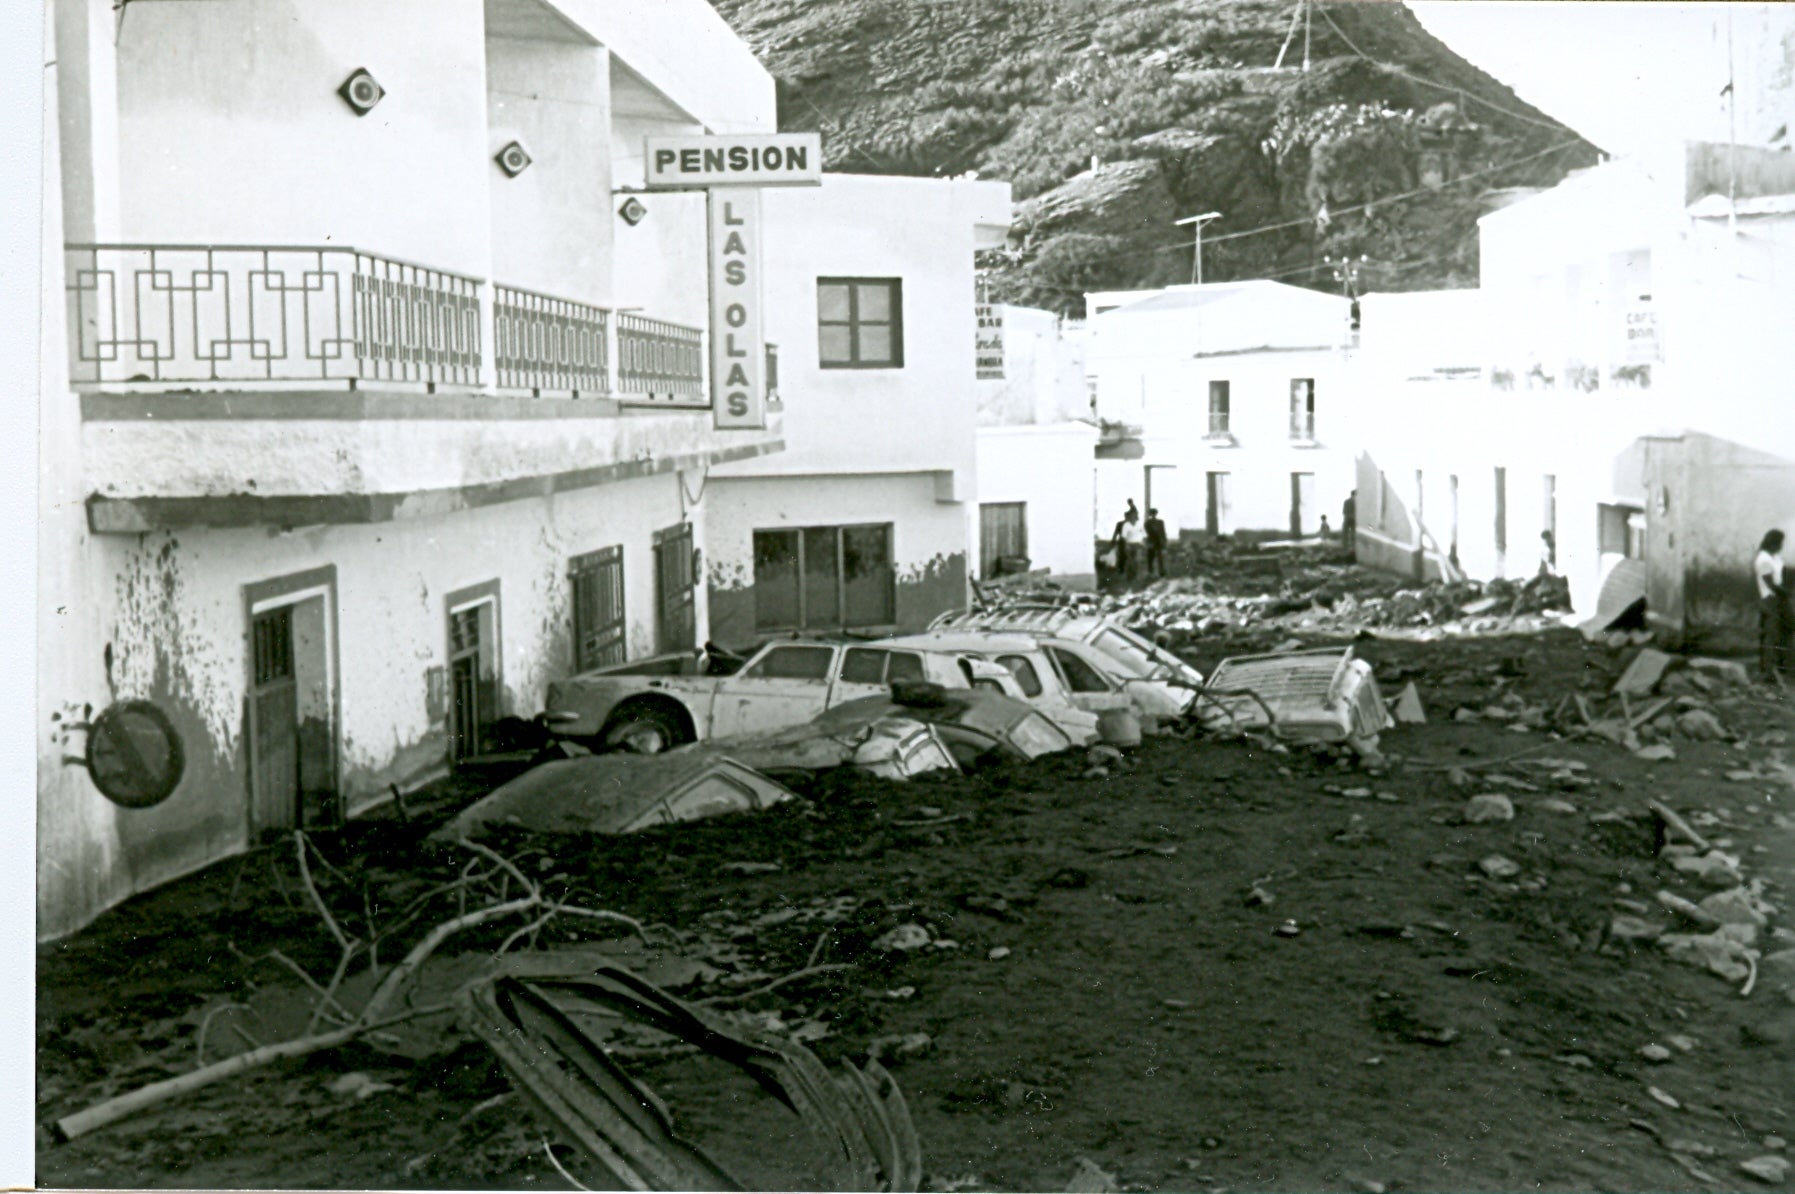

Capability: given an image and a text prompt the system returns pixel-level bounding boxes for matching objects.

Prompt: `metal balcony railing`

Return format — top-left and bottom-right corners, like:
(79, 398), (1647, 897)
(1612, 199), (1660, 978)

(616, 313), (706, 406)
(493, 284), (610, 396)
(65, 244), (481, 387)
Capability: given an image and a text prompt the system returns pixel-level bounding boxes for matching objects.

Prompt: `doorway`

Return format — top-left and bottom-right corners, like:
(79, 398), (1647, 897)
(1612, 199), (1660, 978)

(979, 502), (1028, 579)
(1289, 471), (1316, 537)
(1206, 472), (1233, 536)
(654, 522), (697, 654)
(245, 568), (338, 835)
(445, 581), (501, 764)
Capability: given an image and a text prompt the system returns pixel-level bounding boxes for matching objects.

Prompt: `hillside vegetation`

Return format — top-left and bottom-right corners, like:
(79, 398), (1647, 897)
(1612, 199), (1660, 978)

(711, 0), (1601, 314)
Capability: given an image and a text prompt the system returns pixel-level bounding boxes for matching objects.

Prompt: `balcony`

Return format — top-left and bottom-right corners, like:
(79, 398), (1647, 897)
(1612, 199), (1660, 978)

(66, 244), (784, 533)
(65, 243), (707, 404)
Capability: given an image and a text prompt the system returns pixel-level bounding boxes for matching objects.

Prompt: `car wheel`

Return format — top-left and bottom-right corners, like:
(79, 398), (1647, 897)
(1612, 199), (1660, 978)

(605, 707), (683, 755)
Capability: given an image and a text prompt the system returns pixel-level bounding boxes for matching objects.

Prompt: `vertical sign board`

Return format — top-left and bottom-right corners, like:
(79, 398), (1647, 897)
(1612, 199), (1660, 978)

(709, 189), (764, 429)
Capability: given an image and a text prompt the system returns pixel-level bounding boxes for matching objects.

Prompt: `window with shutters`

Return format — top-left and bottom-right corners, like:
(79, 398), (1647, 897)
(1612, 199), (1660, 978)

(570, 546), (625, 672)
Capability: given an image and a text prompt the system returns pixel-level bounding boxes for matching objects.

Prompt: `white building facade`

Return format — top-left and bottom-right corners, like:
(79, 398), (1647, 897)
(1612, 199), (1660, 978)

(973, 305), (1099, 586)
(1085, 281), (1356, 541)
(704, 174), (1012, 643)
(1351, 141), (1795, 645)
(40, 0), (785, 938)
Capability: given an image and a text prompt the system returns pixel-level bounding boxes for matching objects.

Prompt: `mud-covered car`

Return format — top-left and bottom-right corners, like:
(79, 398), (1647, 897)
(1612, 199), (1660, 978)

(920, 605), (1204, 717)
(1193, 647), (1392, 755)
(438, 753), (798, 838)
(542, 640), (1022, 754)
(710, 684), (1083, 780)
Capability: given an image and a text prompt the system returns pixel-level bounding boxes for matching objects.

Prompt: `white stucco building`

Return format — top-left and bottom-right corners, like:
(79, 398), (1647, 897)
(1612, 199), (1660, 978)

(40, 0), (786, 938)
(1085, 281), (1356, 540)
(973, 305), (1099, 586)
(703, 174), (1012, 642)
(1351, 141), (1795, 646)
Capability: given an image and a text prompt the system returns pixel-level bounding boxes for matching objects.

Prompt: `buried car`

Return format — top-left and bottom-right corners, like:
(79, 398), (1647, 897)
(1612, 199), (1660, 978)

(1193, 646), (1392, 755)
(437, 752), (797, 839)
(708, 683), (1086, 781)
(543, 639), (1022, 755)
(929, 602), (1206, 693)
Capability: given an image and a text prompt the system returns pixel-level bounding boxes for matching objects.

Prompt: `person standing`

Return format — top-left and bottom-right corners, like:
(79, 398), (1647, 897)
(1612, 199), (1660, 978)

(1756, 529), (1790, 682)
(1341, 493), (1357, 553)
(1144, 507), (1168, 578)
(1114, 509), (1147, 585)
(1538, 530), (1558, 579)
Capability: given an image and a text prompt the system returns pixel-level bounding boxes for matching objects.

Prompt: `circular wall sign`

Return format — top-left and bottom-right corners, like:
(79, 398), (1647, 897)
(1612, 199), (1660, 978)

(85, 700), (185, 809)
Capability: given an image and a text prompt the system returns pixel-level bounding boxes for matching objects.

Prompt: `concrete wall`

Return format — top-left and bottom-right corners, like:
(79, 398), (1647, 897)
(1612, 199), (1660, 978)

(1617, 433), (1795, 647)
(485, 36), (612, 305)
(975, 423), (1100, 581)
(38, 472), (699, 940)
(976, 304), (1090, 428)
(718, 174), (1011, 485)
(705, 473), (970, 647)
(110, 0), (493, 275)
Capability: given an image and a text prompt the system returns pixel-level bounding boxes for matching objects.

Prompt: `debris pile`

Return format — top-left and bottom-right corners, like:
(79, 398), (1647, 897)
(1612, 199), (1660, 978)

(1000, 554), (1574, 647)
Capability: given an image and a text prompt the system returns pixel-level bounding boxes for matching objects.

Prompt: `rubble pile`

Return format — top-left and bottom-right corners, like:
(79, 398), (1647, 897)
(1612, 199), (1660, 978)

(1010, 557), (1573, 648)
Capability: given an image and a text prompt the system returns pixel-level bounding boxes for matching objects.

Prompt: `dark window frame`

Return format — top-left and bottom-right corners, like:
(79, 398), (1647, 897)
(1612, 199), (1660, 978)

(1289, 378), (1316, 440)
(1207, 379), (1231, 436)
(817, 277), (904, 369)
(751, 522), (896, 632)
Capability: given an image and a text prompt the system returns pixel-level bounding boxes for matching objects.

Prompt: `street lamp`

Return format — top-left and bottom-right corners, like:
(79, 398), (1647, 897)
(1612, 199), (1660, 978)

(1175, 212), (1222, 286)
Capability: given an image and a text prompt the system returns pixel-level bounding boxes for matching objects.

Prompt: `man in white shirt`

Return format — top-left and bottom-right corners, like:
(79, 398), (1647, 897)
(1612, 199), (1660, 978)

(1118, 510), (1148, 584)
(1756, 528), (1789, 682)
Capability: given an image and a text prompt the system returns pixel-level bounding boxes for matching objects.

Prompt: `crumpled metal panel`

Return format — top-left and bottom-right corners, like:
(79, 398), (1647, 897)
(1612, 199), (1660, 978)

(459, 964), (922, 1192)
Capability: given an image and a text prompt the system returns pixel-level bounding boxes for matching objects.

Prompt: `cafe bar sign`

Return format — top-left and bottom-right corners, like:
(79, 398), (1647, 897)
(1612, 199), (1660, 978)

(645, 133), (823, 189)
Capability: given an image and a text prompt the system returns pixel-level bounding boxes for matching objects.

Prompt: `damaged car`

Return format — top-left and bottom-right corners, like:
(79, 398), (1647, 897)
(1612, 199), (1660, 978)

(542, 640), (1023, 755)
(709, 682), (1085, 781)
(439, 752), (798, 838)
(919, 604), (1205, 717)
(1194, 646), (1392, 755)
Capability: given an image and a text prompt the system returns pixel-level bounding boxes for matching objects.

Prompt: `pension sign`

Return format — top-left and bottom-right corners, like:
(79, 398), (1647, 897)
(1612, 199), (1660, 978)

(645, 133), (823, 189)
(709, 191), (765, 429)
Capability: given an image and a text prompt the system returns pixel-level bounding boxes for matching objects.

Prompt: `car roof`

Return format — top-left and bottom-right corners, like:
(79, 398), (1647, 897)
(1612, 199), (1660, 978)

(880, 632), (1048, 654)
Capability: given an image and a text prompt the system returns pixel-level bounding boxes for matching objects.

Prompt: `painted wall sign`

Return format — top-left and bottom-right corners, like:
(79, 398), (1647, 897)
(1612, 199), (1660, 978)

(1622, 305), (1661, 364)
(709, 190), (765, 429)
(975, 303), (1005, 380)
(645, 133), (823, 189)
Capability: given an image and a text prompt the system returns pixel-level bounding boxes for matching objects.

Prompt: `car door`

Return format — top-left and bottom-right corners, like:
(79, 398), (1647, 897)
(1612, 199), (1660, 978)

(710, 644), (839, 738)
(827, 647), (929, 706)
(1042, 644), (1135, 714)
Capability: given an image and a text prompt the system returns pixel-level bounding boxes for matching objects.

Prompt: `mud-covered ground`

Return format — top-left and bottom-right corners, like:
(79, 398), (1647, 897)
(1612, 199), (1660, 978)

(37, 625), (1795, 1192)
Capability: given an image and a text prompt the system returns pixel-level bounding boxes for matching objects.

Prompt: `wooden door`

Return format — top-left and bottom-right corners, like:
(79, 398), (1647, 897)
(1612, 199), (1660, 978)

(980, 502), (1027, 579)
(250, 606), (300, 833)
(449, 605), (485, 762)
(654, 523), (696, 654)
(572, 547), (626, 672)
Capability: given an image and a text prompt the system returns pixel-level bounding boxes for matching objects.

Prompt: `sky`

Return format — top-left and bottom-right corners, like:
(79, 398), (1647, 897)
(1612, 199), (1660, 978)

(1408, 1), (1794, 157)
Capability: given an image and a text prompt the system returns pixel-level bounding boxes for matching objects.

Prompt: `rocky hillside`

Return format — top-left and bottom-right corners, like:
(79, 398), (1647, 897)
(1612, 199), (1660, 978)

(711, 0), (1601, 315)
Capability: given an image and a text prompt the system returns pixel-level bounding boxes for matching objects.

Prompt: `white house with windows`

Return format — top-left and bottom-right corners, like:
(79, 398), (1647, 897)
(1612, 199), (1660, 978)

(1353, 141), (1795, 646)
(704, 174), (1013, 645)
(974, 304), (1100, 586)
(38, 0), (785, 939)
(1084, 281), (1356, 540)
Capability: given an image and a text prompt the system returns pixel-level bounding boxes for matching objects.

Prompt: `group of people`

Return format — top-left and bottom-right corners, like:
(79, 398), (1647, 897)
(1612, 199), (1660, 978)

(1758, 528), (1791, 683)
(1108, 500), (1167, 584)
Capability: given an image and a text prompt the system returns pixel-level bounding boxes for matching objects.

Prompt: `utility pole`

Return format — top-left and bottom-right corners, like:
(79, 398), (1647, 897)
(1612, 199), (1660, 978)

(1175, 212), (1222, 285)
